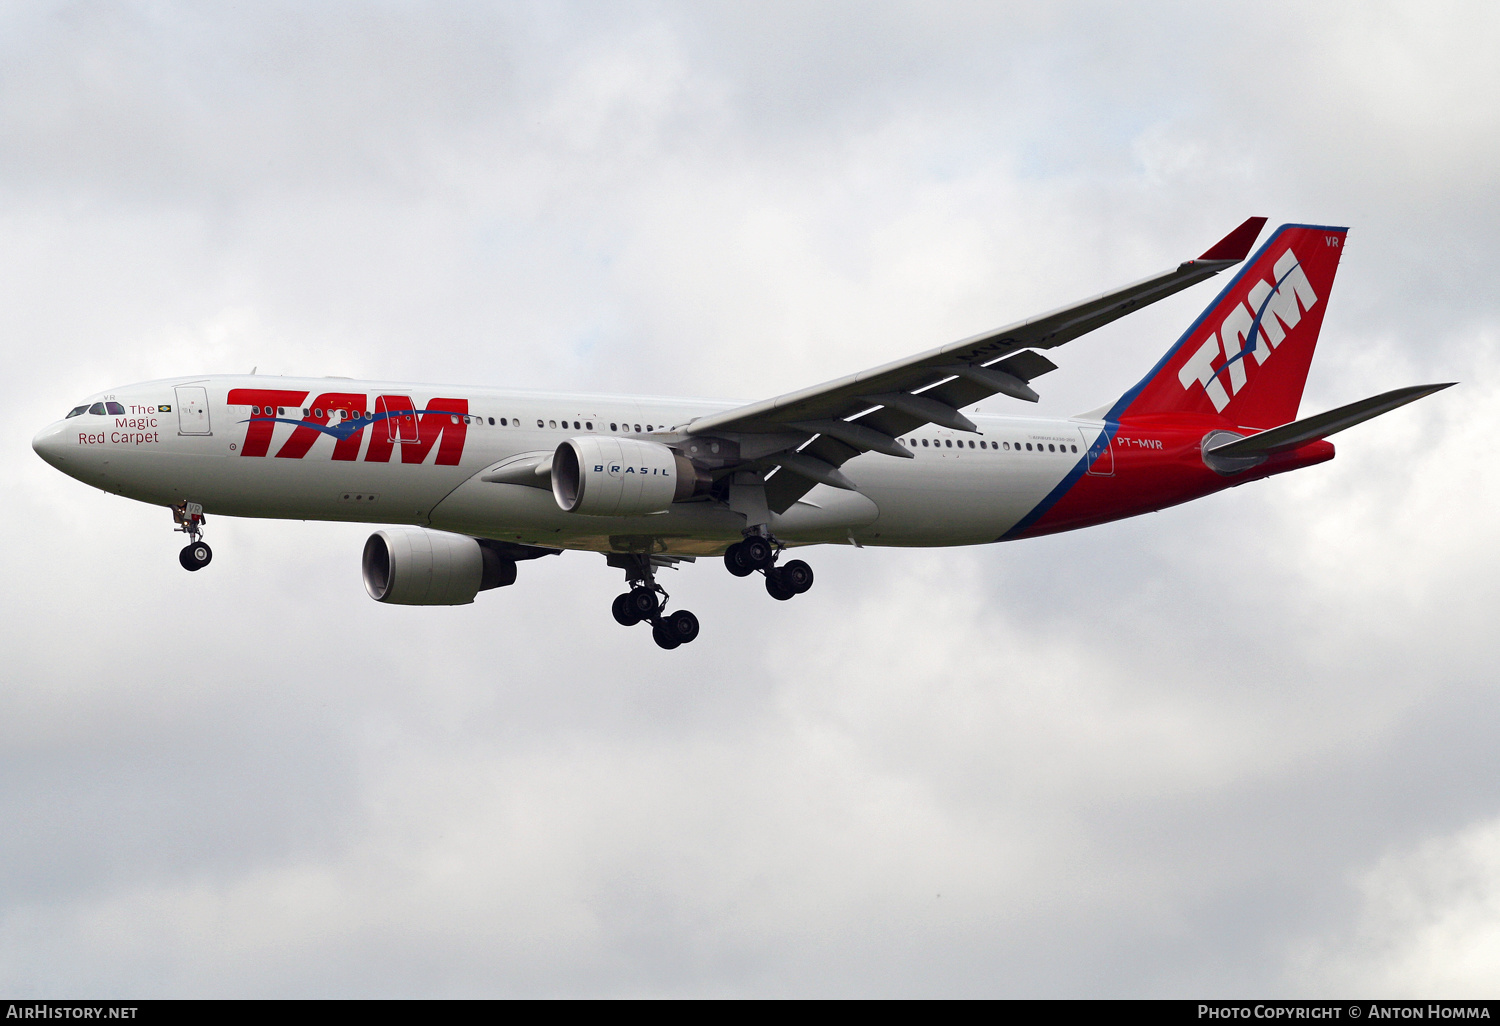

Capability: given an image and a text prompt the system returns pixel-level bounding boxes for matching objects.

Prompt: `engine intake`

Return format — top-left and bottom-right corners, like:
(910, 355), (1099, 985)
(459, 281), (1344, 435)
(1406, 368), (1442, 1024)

(551, 436), (706, 516)
(362, 528), (516, 605)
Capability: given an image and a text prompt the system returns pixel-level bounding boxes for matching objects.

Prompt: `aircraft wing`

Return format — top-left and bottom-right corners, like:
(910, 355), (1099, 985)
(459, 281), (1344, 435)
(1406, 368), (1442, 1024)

(684, 216), (1268, 512)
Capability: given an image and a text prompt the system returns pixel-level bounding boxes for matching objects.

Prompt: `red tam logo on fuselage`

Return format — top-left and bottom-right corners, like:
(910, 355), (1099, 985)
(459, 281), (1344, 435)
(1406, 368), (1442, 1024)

(225, 389), (469, 465)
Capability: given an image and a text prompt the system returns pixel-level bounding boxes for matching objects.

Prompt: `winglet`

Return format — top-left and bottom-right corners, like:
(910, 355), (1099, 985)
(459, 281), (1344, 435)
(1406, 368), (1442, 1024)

(1197, 216), (1268, 261)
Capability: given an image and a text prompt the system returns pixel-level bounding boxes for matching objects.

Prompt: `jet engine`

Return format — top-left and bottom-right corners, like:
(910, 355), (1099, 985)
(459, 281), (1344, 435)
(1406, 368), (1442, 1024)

(551, 436), (708, 516)
(362, 528), (517, 605)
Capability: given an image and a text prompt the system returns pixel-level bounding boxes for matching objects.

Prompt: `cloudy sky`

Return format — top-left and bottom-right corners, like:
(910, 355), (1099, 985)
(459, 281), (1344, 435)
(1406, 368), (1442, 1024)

(4, 0), (1499, 997)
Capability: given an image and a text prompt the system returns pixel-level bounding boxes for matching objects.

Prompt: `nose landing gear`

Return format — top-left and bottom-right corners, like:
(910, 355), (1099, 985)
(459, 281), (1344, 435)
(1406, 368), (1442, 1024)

(608, 554), (701, 650)
(172, 501), (212, 572)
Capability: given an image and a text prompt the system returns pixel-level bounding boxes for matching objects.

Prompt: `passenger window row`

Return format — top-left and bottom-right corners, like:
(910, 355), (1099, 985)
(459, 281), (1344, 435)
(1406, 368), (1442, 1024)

(901, 437), (1079, 454)
(233, 406), (664, 434)
(237, 405), (528, 428)
(540, 420), (657, 434)
(73, 399), (673, 433)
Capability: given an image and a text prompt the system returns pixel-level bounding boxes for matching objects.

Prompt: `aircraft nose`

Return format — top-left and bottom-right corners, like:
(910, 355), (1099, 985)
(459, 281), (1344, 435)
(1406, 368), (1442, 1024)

(32, 420), (70, 469)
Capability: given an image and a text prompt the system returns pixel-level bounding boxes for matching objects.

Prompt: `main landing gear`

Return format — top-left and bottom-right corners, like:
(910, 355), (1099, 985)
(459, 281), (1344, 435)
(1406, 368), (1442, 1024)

(723, 536), (814, 601)
(609, 554), (701, 650)
(172, 501), (213, 572)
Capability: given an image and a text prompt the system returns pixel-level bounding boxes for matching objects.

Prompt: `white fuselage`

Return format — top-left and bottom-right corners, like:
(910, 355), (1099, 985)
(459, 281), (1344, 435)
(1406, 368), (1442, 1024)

(33, 375), (1108, 555)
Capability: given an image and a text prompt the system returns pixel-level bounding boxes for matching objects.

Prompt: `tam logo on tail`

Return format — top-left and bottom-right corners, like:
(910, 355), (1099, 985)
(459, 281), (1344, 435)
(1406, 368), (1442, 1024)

(1177, 249), (1319, 412)
(1114, 224), (1348, 428)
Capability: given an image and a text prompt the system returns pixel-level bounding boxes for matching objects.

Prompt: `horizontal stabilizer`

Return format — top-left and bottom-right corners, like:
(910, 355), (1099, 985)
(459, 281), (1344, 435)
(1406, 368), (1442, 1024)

(1206, 383), (1455, 458)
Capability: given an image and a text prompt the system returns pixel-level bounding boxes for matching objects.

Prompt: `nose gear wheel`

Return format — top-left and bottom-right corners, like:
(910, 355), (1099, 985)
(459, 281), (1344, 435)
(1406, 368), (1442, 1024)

(179, 542), (213, 571)
(171, 501), (212, 572)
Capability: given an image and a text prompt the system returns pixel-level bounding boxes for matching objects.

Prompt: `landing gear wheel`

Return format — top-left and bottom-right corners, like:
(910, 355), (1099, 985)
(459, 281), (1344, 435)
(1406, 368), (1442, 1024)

(665, 609), (700, 645)
(628, 587), (660, 619)
(652, 621), (682, 650)
(781, 559), (814, 594)
(179, 542), (212, 572)
(740, 536), (774, 570)
(612, 593), (642, 626)
(613, 552), (694, 649)
(765, 568), (796, 601)
(723, 543), (755, 577)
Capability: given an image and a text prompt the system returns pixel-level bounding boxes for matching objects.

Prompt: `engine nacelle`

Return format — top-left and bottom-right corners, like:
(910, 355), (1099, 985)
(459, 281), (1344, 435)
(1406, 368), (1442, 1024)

(552, 436), (705, 516)
(362, 528), (517, 605)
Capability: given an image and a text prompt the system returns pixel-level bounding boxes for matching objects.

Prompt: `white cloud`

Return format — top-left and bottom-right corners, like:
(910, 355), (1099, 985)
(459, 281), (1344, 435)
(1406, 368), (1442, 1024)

(1293, 816), (1500, 996)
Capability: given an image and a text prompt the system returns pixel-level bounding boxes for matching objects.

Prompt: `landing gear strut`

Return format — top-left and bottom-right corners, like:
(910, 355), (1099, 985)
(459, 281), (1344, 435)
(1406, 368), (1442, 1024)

(724, 536), (814, 601)
(609, 554), (701, 650)
(172, 501), (212, 572)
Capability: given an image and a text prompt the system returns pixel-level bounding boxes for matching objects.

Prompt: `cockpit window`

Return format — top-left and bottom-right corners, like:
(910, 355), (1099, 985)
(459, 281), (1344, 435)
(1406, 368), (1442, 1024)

(69, 401), (127, 417)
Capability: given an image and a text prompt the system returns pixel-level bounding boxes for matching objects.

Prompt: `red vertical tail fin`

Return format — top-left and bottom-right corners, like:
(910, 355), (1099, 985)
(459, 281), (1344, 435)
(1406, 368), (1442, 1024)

(1110, 224), (1349, 428)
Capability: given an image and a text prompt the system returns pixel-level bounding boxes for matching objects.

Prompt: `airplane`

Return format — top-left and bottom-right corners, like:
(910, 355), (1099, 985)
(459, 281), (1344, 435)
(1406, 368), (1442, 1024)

(32, 218), (1452, 649)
